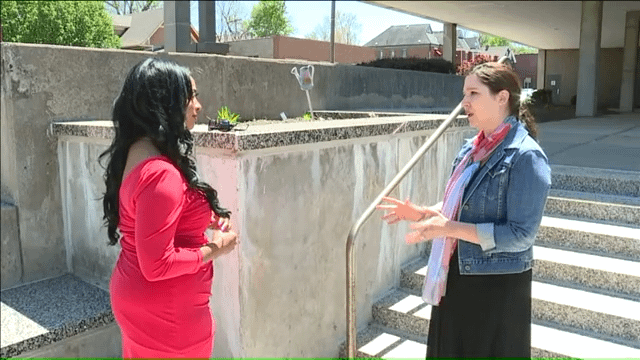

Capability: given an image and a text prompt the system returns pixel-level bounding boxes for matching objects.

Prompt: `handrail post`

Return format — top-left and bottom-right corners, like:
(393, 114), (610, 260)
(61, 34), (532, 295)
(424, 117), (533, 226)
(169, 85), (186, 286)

(345, 56), (508, 358)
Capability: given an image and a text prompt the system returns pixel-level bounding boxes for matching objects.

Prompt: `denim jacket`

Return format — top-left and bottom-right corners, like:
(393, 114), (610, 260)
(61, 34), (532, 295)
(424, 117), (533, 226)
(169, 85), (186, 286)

(452, 116), (551, 275)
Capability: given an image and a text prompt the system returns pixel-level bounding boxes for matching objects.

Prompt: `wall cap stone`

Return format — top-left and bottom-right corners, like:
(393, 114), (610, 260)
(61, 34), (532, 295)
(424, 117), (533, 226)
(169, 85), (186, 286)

(51, 115), (470, 152)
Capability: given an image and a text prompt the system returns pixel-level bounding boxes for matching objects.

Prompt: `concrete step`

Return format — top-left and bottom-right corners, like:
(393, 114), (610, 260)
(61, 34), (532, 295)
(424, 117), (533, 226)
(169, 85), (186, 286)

(0, 274), (119, 358)
(534, 245), (640, 299)
(531, 282), (640, 347)
(399, 255), (640, 348)
(545, 189), (640, 227)
(376, 280), (640, 348)
(537, 215), (640, 260)
(372, 290), (431, 338)
(1, 203), (22, 290)
(339, 321), (639, 358)
(550, 165), (640, 197)
(338, 325), (426, 358)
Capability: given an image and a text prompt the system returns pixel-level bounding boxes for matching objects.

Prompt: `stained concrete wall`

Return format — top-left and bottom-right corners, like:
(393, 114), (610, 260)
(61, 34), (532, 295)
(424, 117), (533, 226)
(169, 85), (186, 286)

(546, 48), (630, 108)
(55, 123), (474, 357)
(1, 42), (464, 286)
(1, 203), (22, 290)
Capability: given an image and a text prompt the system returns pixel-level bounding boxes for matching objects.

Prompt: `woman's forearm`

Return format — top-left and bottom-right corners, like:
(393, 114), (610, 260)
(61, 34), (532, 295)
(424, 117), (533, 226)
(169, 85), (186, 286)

(444, 220), (481, 245)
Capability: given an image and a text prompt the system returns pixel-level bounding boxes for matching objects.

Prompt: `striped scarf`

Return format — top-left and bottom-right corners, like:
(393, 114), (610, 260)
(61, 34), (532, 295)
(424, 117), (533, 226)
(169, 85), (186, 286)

(422, 119), (513, 305)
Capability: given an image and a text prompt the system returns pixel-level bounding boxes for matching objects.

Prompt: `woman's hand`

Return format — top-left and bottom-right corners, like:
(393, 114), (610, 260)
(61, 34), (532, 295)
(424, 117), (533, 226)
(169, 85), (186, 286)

(209, 212), (231, 232)
(208, 228), (237, 248)
(405, 210), (449, 244)
(202, 229), (238, 262)
(376, 196), (435, 224)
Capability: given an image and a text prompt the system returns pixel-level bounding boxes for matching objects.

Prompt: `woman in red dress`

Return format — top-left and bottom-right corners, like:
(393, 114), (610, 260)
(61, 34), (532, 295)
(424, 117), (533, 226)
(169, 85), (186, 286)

(100, 57), (238, 358)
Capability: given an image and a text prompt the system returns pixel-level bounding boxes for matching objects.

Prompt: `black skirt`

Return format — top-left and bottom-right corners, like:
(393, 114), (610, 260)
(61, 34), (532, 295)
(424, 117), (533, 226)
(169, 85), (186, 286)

(426, 248), (532, 358)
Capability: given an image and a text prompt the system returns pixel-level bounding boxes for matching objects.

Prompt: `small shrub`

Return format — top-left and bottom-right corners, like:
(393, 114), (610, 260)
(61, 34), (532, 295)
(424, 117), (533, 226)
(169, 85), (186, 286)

(456, 54), (494, 76)
(530, 89), (552, 106)
(217, 106), (240, 124)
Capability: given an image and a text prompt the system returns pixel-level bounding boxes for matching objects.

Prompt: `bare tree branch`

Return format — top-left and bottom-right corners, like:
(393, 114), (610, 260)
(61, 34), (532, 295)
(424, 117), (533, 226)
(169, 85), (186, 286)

(104, 0), (161, 15)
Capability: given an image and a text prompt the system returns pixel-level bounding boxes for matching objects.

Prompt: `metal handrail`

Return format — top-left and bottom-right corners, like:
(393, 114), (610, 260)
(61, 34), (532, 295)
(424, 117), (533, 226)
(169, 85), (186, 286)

(345, 56), (509, 358)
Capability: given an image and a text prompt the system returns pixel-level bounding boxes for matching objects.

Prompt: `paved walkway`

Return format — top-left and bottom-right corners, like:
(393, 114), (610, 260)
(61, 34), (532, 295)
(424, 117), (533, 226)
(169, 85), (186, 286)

(537, 113), (640, 172)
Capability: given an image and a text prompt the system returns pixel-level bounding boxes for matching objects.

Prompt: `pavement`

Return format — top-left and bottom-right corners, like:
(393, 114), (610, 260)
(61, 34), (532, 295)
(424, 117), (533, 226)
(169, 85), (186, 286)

(536, 112), (640, 172)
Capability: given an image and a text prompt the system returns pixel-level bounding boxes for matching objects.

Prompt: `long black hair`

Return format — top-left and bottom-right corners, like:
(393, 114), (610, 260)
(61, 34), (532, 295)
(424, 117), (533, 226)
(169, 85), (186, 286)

(99, 57), (230, 245)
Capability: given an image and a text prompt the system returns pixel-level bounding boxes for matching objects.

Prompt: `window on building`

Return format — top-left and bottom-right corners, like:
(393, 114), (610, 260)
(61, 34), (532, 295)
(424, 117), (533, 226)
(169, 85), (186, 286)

(391, 50), (395, 58)
(402, 49), (407, 58)
(380, 50), (384, 59)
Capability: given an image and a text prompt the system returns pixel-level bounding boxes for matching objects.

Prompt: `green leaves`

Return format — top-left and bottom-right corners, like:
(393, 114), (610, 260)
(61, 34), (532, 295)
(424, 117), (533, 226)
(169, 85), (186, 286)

(245, 0), (293, 38)
(1, 1), (120, 48)
(217, 106), (240, 124)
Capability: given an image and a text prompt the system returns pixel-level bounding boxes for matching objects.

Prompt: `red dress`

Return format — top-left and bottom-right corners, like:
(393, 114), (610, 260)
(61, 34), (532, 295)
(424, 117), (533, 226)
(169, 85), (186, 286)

(110, 155), (215, 358)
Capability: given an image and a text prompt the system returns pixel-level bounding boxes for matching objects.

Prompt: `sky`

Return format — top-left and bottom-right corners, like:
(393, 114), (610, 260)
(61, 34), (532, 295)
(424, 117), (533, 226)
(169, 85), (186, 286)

(190, 1), (451, 46)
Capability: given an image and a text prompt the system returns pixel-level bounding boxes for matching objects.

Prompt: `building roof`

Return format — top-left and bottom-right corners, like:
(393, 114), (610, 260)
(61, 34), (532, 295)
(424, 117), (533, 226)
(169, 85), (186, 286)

(364, 24), (438, 47)
(110, 13), (131, 36)
(365, 23), (480, 50)
(119, 8), (164, 49)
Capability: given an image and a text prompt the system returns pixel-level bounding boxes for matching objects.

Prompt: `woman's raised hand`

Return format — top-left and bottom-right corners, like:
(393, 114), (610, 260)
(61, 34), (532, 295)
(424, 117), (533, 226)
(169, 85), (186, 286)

(376, 196), (426, 224)
(208, 212), (231, 232)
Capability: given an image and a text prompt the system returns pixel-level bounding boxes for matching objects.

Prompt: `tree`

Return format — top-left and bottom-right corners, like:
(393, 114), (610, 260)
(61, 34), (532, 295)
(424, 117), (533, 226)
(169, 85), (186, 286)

(306, 10), (361, 45)
(512, 43), (538, 54)
(478, 34), (538, 54)
(478, 34), (511, 47)
(2, 1), (121, 48)
(104, 0), (161, 15)
(216, 1), (250, 42)
(245, 0), (293, 38)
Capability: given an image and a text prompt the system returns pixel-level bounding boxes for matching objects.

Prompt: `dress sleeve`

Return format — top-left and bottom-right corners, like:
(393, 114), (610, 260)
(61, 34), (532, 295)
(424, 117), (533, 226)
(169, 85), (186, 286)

(133, 161), (204, 281)
(478, 148), (551, 254)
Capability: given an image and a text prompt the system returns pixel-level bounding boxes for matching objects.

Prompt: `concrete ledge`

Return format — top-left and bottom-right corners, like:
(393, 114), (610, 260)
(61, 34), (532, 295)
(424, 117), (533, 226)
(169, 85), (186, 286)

(1, 203), (22, 290)
(50, 115), (470, 152)
(16, 323), (121, 358)
(0, 274), (114, 358)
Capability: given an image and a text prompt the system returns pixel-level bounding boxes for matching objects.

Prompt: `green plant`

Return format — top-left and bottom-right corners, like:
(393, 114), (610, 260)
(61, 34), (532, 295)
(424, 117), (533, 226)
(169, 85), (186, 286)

(217, 106), (240, 124)
(303, 112), (312, 120)
(1, 1), (121, 48)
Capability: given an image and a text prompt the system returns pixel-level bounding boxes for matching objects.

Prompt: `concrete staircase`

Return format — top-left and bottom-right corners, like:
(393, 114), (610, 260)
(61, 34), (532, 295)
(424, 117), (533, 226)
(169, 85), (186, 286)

(340, 165), (640, 358)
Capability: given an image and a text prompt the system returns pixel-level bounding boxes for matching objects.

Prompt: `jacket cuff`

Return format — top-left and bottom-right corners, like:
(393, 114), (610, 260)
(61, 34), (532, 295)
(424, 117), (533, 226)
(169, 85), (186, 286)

(476, 223), (496, 251)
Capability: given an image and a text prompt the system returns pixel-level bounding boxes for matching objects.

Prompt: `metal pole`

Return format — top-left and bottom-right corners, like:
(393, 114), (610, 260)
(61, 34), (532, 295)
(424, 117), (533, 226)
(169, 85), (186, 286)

(330, 0), (336, 63)
(305, 90), (314, 118)
(345, 56), (508, 358)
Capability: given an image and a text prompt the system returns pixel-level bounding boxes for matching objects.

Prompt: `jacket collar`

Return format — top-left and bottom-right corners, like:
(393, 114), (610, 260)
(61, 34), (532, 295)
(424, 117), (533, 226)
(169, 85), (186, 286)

(461, 116), (528, 205)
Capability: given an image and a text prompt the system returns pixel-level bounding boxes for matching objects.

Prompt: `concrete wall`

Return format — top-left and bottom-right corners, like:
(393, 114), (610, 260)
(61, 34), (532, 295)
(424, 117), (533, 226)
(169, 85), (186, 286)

(1, 42), (465, 287)
(228, 37), (274, 59)
(546, 48), (629, 108)
(1, 203), (22, 290)
(55, 123), (474, 357)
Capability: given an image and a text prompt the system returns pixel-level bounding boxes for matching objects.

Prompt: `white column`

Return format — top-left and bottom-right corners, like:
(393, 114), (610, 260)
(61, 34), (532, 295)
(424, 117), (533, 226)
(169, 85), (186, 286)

(575, 1), (603, 117)
(443, 22), (457, 66)
(619, 11), (640, 113)
(537, 50), (546, 89)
